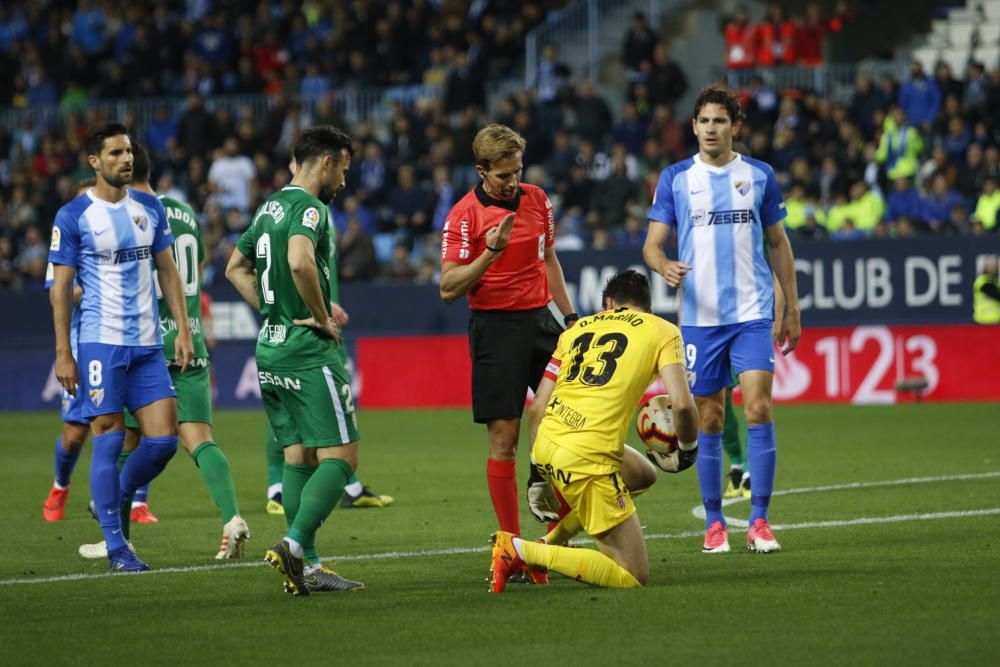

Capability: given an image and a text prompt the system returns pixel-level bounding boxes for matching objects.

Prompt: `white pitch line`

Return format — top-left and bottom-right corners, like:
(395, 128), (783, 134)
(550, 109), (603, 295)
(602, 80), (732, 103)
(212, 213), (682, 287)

(692, 471), (1000, 528)
(3, 473), (1000, 588)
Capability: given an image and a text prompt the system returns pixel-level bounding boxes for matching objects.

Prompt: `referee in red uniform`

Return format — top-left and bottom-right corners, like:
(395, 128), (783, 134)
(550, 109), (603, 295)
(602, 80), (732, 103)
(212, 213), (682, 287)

(440, 124), (577, 546)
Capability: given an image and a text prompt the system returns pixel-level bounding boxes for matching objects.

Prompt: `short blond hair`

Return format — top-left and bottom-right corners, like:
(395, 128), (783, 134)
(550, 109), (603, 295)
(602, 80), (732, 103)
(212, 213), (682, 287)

(472, 124), (526, 169)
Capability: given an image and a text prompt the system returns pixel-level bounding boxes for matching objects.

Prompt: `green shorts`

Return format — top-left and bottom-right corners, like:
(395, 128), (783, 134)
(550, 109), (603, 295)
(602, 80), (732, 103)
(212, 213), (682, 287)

(259, 364), (359, 448)
(125, 365), (213, 428)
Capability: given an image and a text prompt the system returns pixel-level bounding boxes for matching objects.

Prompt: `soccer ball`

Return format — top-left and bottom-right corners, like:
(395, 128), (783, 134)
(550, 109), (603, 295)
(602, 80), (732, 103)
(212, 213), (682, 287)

(636, 394), (681, 473)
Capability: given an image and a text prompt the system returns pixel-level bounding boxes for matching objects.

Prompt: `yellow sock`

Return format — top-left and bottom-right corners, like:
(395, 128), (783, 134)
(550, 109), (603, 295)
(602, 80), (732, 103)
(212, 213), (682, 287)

(521, 540), (641, 588)
(544, 511), (584, 546)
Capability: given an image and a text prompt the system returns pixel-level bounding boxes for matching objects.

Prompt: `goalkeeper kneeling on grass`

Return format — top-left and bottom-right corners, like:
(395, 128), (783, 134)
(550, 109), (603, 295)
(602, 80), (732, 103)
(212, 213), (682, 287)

(487, 270), (698, 592)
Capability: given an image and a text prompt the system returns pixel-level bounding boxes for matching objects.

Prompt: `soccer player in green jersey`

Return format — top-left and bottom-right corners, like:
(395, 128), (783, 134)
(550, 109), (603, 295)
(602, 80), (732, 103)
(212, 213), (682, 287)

(261, 158), (393, 515)
(226, 126), (363, 595)
(78, 145), (250, 560)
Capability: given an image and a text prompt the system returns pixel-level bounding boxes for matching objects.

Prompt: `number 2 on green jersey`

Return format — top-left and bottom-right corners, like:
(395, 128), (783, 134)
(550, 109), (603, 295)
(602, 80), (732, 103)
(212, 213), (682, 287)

(256, 233), (275, 304)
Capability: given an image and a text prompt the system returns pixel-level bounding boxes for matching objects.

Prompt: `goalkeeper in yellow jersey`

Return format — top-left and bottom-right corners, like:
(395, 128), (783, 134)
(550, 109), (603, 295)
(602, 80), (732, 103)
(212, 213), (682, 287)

(488, 270), (699, 591)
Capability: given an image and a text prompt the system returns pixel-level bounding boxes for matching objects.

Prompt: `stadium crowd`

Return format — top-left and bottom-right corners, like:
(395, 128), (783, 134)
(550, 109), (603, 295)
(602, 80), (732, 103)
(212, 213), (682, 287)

(0, 1), (999, 292)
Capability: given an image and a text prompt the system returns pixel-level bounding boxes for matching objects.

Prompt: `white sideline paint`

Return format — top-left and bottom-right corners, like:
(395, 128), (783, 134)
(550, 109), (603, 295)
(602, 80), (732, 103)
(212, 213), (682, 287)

(691, 471), (1000, 528)
(3, 473), (999, 587)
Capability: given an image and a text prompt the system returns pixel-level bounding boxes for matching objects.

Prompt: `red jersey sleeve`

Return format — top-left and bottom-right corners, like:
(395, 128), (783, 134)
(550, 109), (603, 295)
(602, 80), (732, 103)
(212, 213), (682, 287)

(440, 206), (477, 265)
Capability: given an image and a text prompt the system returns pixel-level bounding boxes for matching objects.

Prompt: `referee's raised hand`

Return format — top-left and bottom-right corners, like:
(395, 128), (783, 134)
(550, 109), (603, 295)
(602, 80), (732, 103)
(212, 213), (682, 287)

(485, 213), (515, 253)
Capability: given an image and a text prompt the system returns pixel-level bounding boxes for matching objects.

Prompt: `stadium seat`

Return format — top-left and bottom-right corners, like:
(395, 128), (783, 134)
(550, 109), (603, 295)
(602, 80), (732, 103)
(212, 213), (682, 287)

(373, 233), (398, 263)
(912, 47), (940, 73)
(940, 48), (971, 74)
(947, 22), (976, 48)
(982, 0), (1000, 21)
(973, 46), (1000, 68)
(977, 23), (1000, 47)
(947, 8), (979, 24)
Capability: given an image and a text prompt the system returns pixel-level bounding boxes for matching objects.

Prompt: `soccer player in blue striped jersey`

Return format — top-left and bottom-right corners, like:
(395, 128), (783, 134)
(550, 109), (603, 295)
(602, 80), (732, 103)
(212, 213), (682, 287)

(49, 121), (194, 572)
(41, 179), (155, 524)
(643, 85), (801, 554)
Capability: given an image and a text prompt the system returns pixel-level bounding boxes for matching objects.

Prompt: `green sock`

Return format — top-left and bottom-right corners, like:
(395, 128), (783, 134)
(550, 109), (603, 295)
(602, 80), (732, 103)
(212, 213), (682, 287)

(191, 441), (240, 523)
(287, 458), (352, 549)
(722, 391), (745, 467)
(265, 424), (283, 489)
(282, 463), (316, 529)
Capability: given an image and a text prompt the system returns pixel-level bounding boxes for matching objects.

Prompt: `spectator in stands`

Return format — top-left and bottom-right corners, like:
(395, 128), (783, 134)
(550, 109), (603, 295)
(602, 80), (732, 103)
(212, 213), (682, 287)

(782, 184), (810, 232)
(14, 225), (46, 287)
(645, 42), (688, 111)
(613, 214), (646, 249)
(921, 173), (963, 233)
(430, 164), (455, 233)
(356, 140), (389, 208)
(917, 146), (950, 192)
(535, 43), (571, 105)
(827, 181), (885, 235)
(941, 116), (972, 167)
(757, 3), (797, 67)
(647, 104), (688, 163)
(574, 81), (613, 147)
(0, 236), (20, 290)
(877, 106), (924, 181)
(886, 176), (923, 225)
(444, 52), (485, 114)
(384, 242), (418, 282)
(957, 143), (986, 199)
(933, 62), (964, 103)
(795, 3), (843, 67)
(177, 93), (219, 160)
(973, 255), (1000, 322)
(965, 61), (990, 117)
(387, 164), (431, 238)
(851, 72), (895, 135)
(338, 217), (379, 282)
(899, 59), (941, 132)
(724, 5), (757, 70)
(973, 175), (1000, 231)
(830, 218), (864, 240)
(612, 103), (647, 156)
(207, 137), (256, 213)
(622, 12), (658, 84)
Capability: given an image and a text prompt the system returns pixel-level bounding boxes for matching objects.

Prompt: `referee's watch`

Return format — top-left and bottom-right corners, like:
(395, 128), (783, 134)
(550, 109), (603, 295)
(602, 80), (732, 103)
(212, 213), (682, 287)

(563, 312), (580, 327)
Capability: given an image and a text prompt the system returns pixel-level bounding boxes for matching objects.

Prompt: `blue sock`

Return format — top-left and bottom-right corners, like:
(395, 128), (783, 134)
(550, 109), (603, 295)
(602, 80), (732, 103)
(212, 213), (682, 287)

(696, 431), (725, 528)
(133, 484), (150, 504)
(120, 436), (178, 498)
(747, 422), (777, 524)
(53, 436), (81, 488)
(91, 431), (128, 552)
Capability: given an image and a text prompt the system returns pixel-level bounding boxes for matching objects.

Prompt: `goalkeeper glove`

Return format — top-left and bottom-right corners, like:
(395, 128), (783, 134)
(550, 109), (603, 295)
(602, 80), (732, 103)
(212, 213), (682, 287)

(526, 463), (561, 523)
(675, 442), (698, 473)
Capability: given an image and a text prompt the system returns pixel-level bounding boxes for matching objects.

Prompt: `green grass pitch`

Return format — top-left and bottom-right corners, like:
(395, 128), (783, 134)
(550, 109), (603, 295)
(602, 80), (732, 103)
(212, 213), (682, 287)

(1, 404), (998, 666)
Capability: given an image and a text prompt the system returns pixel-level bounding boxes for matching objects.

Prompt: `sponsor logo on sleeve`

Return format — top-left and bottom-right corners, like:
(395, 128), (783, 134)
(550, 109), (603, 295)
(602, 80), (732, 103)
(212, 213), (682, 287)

(302, 207), (320, 230)
(50, 227), (61, 251)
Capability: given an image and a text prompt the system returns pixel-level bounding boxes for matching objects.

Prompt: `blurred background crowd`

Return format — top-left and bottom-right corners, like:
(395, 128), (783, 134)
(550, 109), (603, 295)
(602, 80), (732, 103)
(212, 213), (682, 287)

(0, 0), (998, 292)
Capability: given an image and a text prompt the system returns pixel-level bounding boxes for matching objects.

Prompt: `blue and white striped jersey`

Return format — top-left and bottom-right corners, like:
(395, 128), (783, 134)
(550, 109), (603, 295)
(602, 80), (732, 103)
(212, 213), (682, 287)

(47, 189), (173, 346)
(648, 153), (786, 327)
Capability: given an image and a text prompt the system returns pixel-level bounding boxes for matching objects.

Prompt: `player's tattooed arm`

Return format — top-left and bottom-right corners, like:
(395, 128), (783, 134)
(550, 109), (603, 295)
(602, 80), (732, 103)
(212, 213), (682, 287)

(225, 248), (261, 311)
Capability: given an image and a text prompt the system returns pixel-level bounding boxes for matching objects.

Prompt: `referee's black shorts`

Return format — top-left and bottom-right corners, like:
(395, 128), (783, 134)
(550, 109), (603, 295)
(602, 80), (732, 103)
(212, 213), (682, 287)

(468, 305), (564, 424)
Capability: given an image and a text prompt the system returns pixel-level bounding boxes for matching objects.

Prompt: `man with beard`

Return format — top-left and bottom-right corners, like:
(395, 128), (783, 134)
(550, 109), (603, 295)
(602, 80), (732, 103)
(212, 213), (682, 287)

(48, 121), (193, 572)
